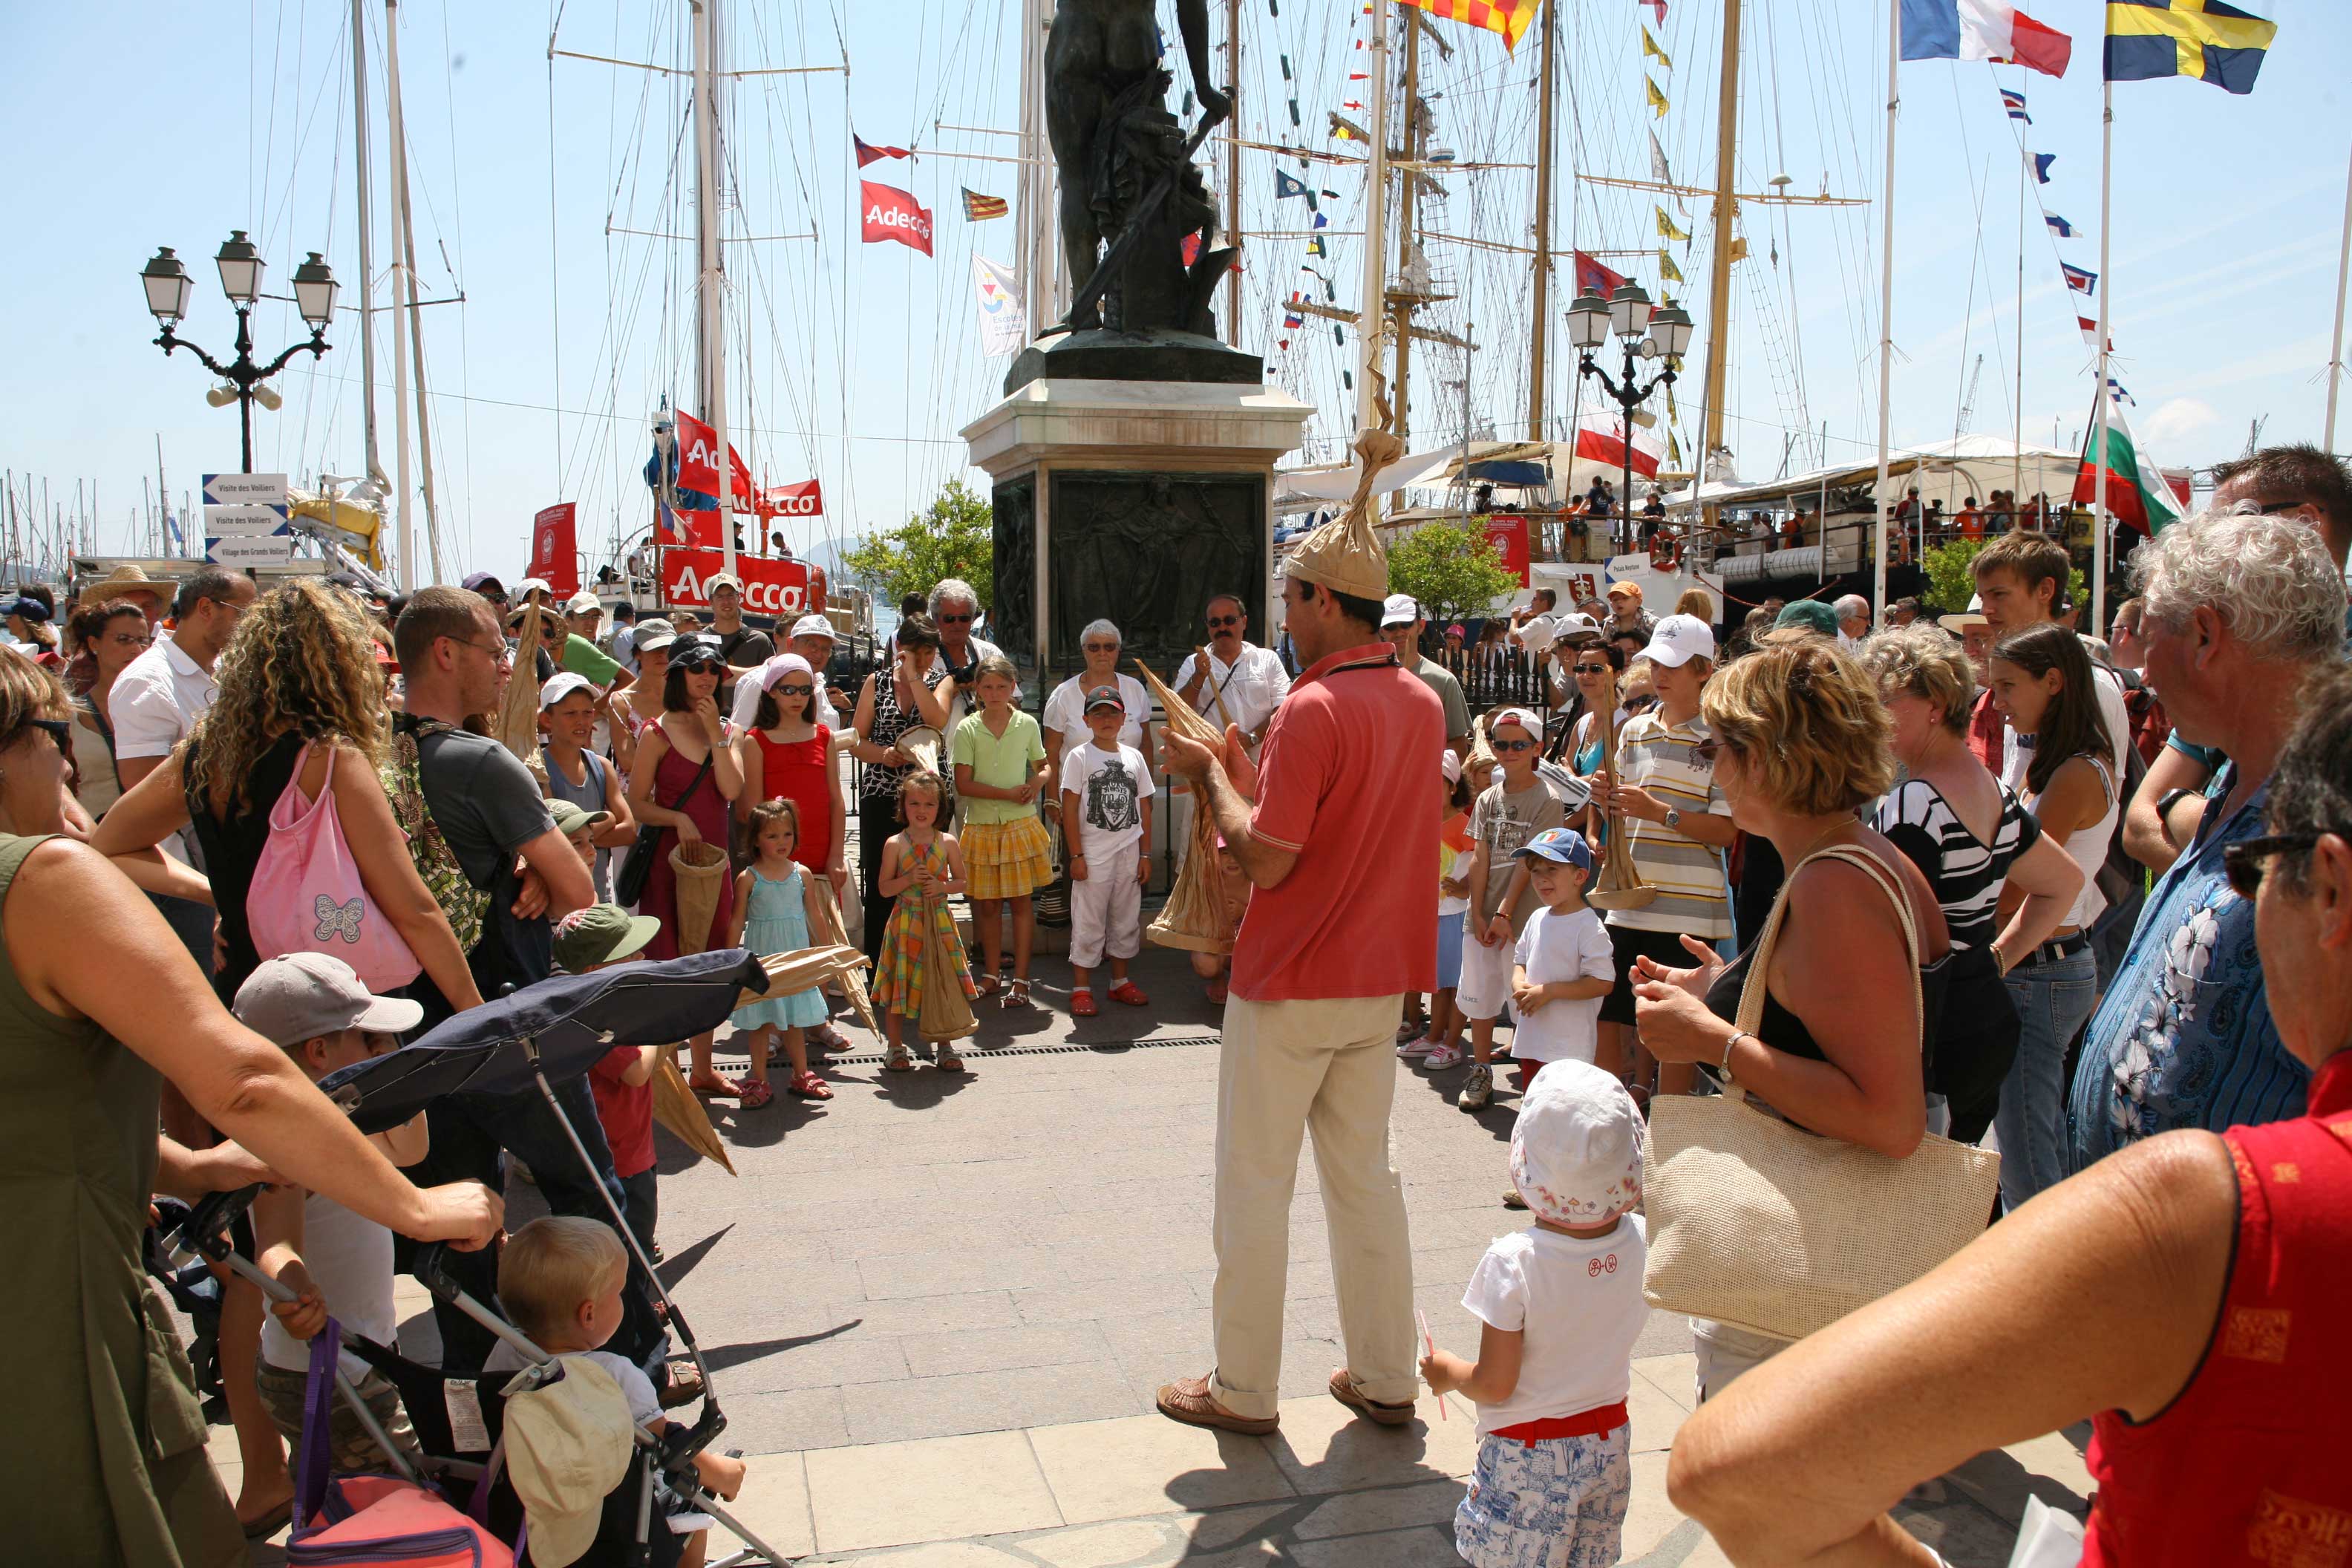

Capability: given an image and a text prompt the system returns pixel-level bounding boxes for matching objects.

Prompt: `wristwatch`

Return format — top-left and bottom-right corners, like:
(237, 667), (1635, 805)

(1662, 806), (1682, 832)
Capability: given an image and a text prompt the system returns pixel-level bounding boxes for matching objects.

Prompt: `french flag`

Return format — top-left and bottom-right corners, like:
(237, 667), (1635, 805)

(1900, 0), (2072, 79)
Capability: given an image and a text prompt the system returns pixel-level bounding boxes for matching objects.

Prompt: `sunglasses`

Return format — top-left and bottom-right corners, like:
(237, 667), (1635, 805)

(1492, 737), (1536, 754)
(1573, 663), (1610, 675)
(774, 683), (813, 697)
(1206, 615), (1242, 628)
(9, 717), (72, 756)
(937, 612), (975, 624)
(673, 654), (723, 673)
(1693, 736), (1731, 765)
(2224, 832), (2337, 898)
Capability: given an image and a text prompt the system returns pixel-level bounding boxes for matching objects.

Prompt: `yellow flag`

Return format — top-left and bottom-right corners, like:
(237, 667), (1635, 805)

(1658, 248), (1684, 283)
(1656, 206), (1688, 242)
(1642, 27), (1672, 68)
(1669, 428), (1684, 466)
(1646, 76), (1668, 118)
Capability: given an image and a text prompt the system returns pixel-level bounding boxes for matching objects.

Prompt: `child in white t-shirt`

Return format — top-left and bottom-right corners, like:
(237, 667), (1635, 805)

(1059, 685), (1154, 1016)
(1507, 827), (1616, 1097)
(1422, 1062), (1648, 1568)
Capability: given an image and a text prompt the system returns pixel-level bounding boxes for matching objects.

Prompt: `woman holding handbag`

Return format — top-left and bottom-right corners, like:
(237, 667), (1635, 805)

(1627, 639), (1956, 1402)
(624, 633), (745, 1099)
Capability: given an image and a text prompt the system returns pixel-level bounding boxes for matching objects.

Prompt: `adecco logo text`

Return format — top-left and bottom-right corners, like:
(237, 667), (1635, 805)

(865, 202), (932, 244)
(668, 564), (807, 615)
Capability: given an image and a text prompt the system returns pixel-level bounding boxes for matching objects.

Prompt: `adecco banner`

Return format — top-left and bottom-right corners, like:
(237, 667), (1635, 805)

(1480, 514), (1531, 587)
(659, 549), (827, 619)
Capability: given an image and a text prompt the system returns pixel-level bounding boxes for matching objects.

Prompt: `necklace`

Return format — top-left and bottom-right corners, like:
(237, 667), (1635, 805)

(1794, 815), (1859, 863)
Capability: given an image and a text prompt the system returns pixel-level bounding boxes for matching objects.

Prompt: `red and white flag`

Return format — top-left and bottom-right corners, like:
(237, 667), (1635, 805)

(861, 180), (935, 256)
(854, 133), (911, 168)
(756, 478), (824, 520)
(1573, 401), (1664, 478)
(2077, 316), (2111, 350)
(673, 408), (752, 508)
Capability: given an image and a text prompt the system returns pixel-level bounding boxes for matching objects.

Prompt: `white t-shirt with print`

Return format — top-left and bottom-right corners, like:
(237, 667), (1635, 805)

(1460, 1215), (1647, 1438)
(1509, 905), (1616, 1065)
(1060, 741), (1149, 861)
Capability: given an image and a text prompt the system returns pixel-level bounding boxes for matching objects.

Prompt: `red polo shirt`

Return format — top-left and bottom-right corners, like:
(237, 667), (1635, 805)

(1229, 642), (1444, 1002)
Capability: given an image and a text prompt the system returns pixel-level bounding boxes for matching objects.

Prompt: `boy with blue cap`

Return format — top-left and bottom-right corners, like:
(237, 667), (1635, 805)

(1507, 827), (1616, 1084)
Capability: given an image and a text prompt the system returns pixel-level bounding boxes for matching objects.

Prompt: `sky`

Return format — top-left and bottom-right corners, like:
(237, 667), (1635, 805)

(0, 0), (2344, 584)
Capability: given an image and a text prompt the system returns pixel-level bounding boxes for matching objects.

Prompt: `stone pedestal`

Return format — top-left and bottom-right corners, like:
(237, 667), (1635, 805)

(960, 377), (1314, 687)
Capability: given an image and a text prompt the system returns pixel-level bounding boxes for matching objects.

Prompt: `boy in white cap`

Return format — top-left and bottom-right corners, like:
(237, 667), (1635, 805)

(1443, 707), (1564, 1110)
(240, 953), (433, 1476)
(1422, 1061), (1648, 1568)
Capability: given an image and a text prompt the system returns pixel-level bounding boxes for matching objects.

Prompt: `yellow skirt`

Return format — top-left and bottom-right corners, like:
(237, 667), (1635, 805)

(962, 814), (1055, 901)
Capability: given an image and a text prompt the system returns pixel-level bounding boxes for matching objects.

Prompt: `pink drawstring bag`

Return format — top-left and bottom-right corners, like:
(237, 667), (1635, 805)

(249, 742), (423, 993)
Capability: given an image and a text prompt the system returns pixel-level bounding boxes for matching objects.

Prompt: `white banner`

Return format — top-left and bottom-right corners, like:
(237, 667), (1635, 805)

(973, 255), (1028, 358)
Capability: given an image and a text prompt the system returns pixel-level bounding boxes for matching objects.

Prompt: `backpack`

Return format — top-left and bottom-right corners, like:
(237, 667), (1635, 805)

(382, 719), (490, 956)
(2082, 649), (2149, 912)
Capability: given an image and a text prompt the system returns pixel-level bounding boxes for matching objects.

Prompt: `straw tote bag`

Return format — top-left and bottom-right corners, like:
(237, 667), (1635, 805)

(1641, 843), (2001, 1342)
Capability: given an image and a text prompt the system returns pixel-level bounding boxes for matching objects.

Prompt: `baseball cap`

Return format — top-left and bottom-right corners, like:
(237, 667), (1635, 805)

(1489, 706), (1545, 739)
(1551, 612), (1601, 643)
(1379, 592), (1421, 629)
(553, 904), (663, 971)
(232, 953), (424, 1048)
(461, 572), (506, 596)
(630, 618), (678, 654)
(1083, 685), (1126, 713)
(548, 800), (612, 838)
(540, 672), (595, 710)
(788, 612), (837, 642)
(501, 1354), (635, 1568)
(705, 572), (744, 595)
(669, 633), (723, 667)
(1512, 826), (1595, 872)
(1640, 613), (1716, 669)
(1938, 595), (1989, 633)
(564, 590), (601, 617)
(1774, 600), (1842, 639)
(1, 596), (48, 624)
(1605, 581), (1640, 601)
(1509, 1059), (1645, 1226)
(513, 577), (555, 602)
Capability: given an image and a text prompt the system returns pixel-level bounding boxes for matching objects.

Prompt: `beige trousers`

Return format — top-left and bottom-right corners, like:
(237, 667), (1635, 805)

(1210, 993), (1417, 1420)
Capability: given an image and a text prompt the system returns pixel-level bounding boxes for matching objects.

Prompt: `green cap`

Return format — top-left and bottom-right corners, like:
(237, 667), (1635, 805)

(552, 904), (662, 972)
(549, 799), (611, 838)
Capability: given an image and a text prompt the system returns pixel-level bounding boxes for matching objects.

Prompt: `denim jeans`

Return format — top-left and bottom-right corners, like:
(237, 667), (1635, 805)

(1996, 944), (2100, 1212)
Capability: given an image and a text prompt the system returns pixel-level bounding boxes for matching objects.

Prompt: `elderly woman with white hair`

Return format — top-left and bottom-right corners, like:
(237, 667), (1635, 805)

(1041, 619), (1157, 817)
(928, 578), (1003, 734)
(2070, 506), (2350, 1173)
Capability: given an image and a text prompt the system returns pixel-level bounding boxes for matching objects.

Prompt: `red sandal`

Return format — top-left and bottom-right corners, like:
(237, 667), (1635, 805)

(788, 1069), (833, 1100)
(1108, 981), (1149, 1007)
(739, 1077), (775, 1109)
(1071, 990), (1099, 1017)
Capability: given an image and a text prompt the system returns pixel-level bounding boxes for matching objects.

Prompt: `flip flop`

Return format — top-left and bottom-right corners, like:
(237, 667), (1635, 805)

(240, 1499), (294, 1541)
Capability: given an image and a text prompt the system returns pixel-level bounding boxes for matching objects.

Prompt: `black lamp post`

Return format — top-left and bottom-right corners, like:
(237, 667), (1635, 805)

(1567, 283), (1693, 555)
(140, 233), (338, 474)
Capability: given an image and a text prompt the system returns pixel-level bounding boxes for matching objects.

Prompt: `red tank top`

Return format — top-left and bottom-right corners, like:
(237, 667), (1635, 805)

(751, 723), (834, 875)
(2080, 1051), (2352, 1567)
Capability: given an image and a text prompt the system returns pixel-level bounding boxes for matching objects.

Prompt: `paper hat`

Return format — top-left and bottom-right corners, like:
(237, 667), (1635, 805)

(1282, 427), (1402, 602)
(1509, 1059), (1645, 1226)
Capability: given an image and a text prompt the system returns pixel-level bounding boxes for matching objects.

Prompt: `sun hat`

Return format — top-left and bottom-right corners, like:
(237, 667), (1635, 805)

(232, 953), (424, 1048)
(629, 618), (679, 655)
(1639, 613), (1716, 669)
(1511, 825), (1594, 872)
(547, 800), (612, 839)
(1379, 592), (1421, 629)
(539, 672), (595, 710)
(553, 905), (662, 972)
(1509, 1059), (1645, 1226)
(500, 1355), (635, 1568)
(1938, 595), (1990, 634)
(1083, 685), (1126, 713)
(1445, 623), (1466, 638)
(1773, 600), (1842, 639)
(787, 612), (836, 642)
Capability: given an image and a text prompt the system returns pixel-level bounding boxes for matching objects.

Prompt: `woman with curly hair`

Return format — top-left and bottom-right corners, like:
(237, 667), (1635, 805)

(94, 578), (482, 1010)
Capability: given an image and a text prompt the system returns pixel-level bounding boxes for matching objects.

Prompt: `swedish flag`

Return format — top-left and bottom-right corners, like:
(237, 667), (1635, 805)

(2105, 1), (2274, 95)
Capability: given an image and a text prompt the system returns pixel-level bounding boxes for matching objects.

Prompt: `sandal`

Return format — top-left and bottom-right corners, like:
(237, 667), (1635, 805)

(973, 976), (1004, 1001)
(884, 1045), (915, 1072)
(936, 1044), (967, 1072)
(1071, 990), (1099, 1018)
(811, 1023), (852, 1052)
(1108, 981), (1149, 1007)
(1206, 979), (1229, 1005)
(688, 1074), (748, 1100)
(1002, 979), (1033, 1009)
(788, 1069), (834, 1100)
(738, 1077), (775, 1109)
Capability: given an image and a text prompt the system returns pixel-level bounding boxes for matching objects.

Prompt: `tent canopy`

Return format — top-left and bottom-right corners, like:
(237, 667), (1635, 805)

(1670, 434), (2078, 515)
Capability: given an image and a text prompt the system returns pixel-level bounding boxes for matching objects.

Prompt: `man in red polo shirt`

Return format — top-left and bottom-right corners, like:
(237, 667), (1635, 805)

(1154, 479), (1445, 1437)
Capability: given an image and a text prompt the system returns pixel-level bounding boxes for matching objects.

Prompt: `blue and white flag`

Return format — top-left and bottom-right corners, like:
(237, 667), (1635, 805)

(2045, 212), (2077, 238)
(2062, 261), (2098, 295)
(2033, 151), (2057, 183)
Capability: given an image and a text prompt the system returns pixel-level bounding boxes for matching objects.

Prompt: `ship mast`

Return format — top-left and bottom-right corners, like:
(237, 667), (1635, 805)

(1391, 9), (1421, 443)
(1526, 0), (1558, 444)
(1696, 0), (1742, 532)
(691, 0), (737, 581)
(351, 0), (382, 489)
(1354, 0), (1392, 437)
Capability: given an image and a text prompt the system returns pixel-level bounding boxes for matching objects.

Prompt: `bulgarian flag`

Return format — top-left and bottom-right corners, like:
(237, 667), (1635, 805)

(2074, 400), (2186, 535)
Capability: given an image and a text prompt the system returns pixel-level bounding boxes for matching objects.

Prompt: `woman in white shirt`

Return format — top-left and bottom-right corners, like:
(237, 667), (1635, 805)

(1985, 624), (2120, 1214)
(1042, 619), (1156, 828)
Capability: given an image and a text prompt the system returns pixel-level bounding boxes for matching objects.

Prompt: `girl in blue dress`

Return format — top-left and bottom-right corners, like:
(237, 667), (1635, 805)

(725, 799), (834, 1102)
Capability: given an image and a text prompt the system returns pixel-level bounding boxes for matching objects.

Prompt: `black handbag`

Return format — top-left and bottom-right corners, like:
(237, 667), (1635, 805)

(614, 750), (715, 907)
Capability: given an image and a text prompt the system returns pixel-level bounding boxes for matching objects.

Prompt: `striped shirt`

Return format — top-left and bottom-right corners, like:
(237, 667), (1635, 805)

(1604, 711), (1734, 940)
(1872, 779), (2042, 953)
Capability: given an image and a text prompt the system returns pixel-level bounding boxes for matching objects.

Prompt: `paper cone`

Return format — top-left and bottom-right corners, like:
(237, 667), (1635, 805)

(650, 1054), (736, 1175)
(495, 600), (545, 762)
(669, 840), (731, 956)
(1135, 660), (1247, 955)
(732, 944), (872, 1018)
(915, 918), (978, 1042)
(809, 883), (881, 1033)
(893, 724), (944, 778)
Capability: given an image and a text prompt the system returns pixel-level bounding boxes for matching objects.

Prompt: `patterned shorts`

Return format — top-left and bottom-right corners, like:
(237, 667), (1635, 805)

(1454, 1426), (1631, 1568)
(254, 1359), (423, 1476)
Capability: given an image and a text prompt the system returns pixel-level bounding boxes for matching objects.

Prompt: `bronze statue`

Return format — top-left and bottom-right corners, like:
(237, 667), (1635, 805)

(1045, 0), (1235, 339)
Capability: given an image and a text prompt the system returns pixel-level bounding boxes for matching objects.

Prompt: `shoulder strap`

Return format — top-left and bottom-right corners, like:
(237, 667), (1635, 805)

(1735, 840), (1923, 1051)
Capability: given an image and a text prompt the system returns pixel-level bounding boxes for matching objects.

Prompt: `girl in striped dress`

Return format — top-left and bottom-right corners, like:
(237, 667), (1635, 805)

(871, 771), (979, 1072)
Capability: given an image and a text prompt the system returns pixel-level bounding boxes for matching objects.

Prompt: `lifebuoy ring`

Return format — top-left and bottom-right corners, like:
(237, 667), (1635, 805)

(1649, 535), (1679, 571)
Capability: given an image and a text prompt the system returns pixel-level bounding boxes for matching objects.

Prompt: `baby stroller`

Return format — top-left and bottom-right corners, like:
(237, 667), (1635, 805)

(145, 1199), (225, 1408)
(168, 949), (814, 1567)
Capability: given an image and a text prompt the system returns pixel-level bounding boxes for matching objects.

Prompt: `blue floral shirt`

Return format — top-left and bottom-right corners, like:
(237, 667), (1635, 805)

(2068, 765), (2307, 1173)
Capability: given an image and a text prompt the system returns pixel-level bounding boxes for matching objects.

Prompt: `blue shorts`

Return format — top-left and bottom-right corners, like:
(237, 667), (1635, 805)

(1436, 908), (1466, 990)
(1455, 1426), (1631, 1568)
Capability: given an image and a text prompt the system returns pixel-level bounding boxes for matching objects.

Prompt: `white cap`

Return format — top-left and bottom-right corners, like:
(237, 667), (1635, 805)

(1509, 1059), (1644, 1225)
(630, 618), (678, 654)
(1552, 612), (1601, 642)
(1938, 594), (1990, 633)
(513, 577), (555, 602)
(1379, 592), (1421, 629)
(1639, 613), (1716, 669)
(705, 572), (744, 595)
(1440, 749), (1463, 785)
(788, 612), (836, 642)
(502, 1356), (635, 1568)
(564, 590), (601, 616)
(1489, 707), (1545, 739)
(539, 672), (595, 710)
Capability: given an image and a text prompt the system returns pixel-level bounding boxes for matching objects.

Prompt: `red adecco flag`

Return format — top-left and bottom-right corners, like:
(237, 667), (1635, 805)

(861, 180), (935, 256)
(673, 408), (752, 507)
(1572, 250), (1627, 298)
(529, 503), (579, 596)
(757, 478), (824, 520)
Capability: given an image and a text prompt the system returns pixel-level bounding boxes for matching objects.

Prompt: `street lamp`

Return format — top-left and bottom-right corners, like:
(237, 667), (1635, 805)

(1569, 284), (1688, 554)
(140, 231), (336, 474)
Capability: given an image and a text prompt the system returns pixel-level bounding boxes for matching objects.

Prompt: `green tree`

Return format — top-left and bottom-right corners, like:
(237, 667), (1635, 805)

(1921, 538), (2084, 617)
(1386, 518), (1520, 628)
(841, 478), (994, 611)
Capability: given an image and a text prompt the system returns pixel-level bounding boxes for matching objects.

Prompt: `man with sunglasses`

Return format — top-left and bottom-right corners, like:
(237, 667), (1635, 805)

(1175, 592), (1291, 758)
(2068, 509), (2348, 1177)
